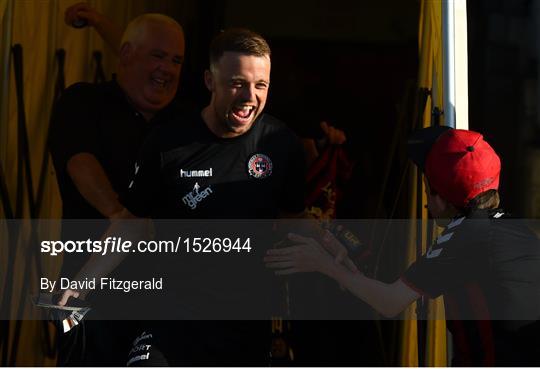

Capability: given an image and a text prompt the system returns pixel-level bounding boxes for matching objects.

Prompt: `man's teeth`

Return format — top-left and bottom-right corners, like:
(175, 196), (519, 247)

(237, 106), (254, 112)
(152, 78), (166, 86)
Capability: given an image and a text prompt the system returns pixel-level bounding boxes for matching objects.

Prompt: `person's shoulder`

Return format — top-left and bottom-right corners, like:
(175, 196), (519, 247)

(458, 208), (539, 251)
(258, 113), (300, 141)
(454, 209), (496, 234)
(56, 82), (90, 100)
(62, 81), (104, 96)
(487, 209), (540, 242)
(57, 81), (114, 107)
(260, 113), (292, 131)
(64, 81), (94, 91)
(156, 108), (199, 133)
(145, 108), (201, 148)
(52, 83), (106, 122)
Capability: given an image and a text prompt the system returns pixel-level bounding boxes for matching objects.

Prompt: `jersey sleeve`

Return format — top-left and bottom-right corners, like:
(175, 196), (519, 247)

(279, 135), (307, 214)
(401, 236), (475, 298)
(120, 131), (161, 217)
(49, 84), (101, 174)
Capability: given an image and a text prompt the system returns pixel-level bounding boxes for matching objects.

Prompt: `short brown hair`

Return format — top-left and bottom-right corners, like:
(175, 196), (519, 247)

(465, 189), (500, 212)
(426, 178), (500, 214)
(209, 28), (270, 68)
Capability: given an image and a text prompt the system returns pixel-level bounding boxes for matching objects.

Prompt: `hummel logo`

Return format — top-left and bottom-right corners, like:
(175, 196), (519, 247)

(180, 168), (213, 178)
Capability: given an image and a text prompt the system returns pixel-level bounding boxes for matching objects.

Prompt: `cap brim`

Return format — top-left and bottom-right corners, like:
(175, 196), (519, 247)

(407, 126), (452, 170)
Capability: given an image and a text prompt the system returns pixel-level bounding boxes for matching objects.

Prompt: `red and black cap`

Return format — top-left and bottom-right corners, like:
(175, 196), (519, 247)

(407, 126), (501, 208)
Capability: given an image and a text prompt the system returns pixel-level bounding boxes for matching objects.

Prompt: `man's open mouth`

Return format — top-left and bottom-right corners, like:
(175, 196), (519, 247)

(231, 105), (256, 124)
(151, 77), (168, 89)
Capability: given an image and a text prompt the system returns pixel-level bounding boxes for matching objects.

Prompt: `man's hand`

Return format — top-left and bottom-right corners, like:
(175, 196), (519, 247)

(320, 121), (346, 145)
(318, 228), (358, 272)
(64, 2), (102, 28)
(303, 121), (347, 166)
(64, 3), (122, 53)
(267, 233), (420, 318)
(265, 233), (335, 275)
(291, 219), (358, 272)
(56, 289), (81, 307)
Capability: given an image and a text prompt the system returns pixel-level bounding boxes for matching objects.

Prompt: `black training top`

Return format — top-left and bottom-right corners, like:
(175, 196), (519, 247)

(119, 111), (305, 317)
(118, 111), (306, 360)
(121, 111), (306, 219)
(49, 80), (177, 279)
(401, 209), (540, 366)
(49, 80), (177, 219)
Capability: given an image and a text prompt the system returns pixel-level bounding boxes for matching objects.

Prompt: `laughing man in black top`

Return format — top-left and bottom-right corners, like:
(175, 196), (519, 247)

(58, 28), (309, 366)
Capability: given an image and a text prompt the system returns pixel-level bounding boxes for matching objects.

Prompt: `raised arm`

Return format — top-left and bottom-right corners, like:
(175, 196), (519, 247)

(64, 2), (123, 55)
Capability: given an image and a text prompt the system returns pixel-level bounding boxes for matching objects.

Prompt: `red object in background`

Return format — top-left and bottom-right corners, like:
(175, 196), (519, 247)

(305, 146), (354, 220)
(305, 146), (372, 270)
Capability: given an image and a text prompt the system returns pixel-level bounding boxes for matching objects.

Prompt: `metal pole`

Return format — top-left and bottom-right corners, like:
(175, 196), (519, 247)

(443, 0), (456, 128)
(453, 0), (469, 129)
(0, 1), (14, 366)
(0, 0), (14, 163)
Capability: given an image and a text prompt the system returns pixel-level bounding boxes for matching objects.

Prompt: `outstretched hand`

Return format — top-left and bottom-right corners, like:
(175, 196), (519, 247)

(265, 233), (339, 276)
(317, 228), (358, 272)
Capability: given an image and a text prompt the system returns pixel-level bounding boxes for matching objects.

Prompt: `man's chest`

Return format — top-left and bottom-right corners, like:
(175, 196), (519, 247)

(157, 141), (287, 217)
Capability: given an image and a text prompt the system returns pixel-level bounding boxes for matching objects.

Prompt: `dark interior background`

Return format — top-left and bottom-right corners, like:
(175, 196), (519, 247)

(148, 0), (421, 223)
(3, 0), (539, 366)
(467, 0), (540, 219)
(87, 0), (540, 364)
(99, 0), (540, 364)
(159, 0), (540, 222)
(141, 0), (421, 365)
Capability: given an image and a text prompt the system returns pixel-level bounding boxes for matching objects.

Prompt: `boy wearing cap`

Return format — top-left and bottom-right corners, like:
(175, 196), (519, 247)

(265, 127), (540, 366)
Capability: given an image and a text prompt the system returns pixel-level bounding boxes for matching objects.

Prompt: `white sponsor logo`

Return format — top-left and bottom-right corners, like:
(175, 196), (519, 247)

(180, 168), (213, 178)
(133, 331), (153, 346)
(126, 352), (150, 366)
(182, 182), (213, 210)
(128, 162), (140, 189)
(129, 344), (151, 355)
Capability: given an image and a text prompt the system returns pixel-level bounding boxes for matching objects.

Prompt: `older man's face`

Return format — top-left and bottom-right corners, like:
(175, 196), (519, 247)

(121, 22), (184, 116)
